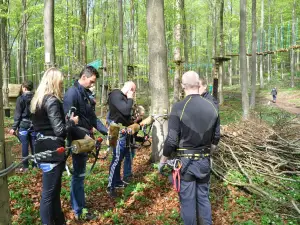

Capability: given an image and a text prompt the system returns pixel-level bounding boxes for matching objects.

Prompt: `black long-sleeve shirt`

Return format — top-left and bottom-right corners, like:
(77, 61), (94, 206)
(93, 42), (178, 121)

(163, 94), (220, 157)
(107, 89), (133, 126)
(11, 92), (34, 130)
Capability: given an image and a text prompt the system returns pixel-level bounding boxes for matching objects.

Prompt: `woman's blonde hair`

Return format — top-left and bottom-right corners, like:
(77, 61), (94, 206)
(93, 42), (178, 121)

(30, 67), (64, 113)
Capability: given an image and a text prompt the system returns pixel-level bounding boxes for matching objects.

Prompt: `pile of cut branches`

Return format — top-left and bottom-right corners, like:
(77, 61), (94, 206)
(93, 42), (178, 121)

(212, 118), (300, 219)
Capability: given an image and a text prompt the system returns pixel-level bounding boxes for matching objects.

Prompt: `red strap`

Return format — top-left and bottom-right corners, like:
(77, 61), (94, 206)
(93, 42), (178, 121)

(172, 168), (181, 192)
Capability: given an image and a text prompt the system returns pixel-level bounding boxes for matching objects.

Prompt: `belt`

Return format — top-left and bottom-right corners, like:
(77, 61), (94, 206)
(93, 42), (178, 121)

(22, 118), (32, 122)
(176, 147), (210, 159)
(36, 133), (64, 142)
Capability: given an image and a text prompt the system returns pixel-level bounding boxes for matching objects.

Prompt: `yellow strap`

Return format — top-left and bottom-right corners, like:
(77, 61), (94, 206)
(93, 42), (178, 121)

(180, 96), (192, 121)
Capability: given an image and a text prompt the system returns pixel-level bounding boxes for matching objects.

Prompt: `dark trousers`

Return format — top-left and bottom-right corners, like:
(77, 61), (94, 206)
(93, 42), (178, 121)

(179, 158), (212, 225)
(19, 128), (36, 168)
(40, 162), (66, 225)
(70, 153), (88, 216)
(107, 135), (128, 189)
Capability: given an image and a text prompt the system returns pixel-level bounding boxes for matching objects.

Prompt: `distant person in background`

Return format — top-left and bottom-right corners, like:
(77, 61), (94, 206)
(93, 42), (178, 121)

(9, 80), (36, 172)
(271, 87), (277, 103)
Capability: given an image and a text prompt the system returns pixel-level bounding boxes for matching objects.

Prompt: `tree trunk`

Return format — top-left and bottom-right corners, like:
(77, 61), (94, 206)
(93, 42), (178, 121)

(1, 0), (9, 107)
(127, 0), (135, 80)
(218, 0), (225, 105)
(146, 0), (169, 162)
(259, 0), (264, 88)
(118, 0), (124, 86)
(182, 0), (188, 67)
(80, 0), (87, 64)
(250, 0), (257, 108)
(44, 0), (55, 68)
(20, 0), (27, 81)
(228, 0), (233, 86)
(0, 11), (12, 222)
(240, 0), (249, 119)
(290, 0), (296, 88)
(173, 0), (183, 104)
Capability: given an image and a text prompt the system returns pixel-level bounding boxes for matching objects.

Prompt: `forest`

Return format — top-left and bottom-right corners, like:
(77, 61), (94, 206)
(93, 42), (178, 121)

(0, 0), (300, 224)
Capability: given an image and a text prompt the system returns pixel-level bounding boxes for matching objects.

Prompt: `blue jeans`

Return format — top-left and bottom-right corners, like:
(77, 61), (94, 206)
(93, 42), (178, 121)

(40, 162), (65, 225)
(273, 95), (277, 102)
(107, 135), (128, 189)
(70, 152), (88, 216)
(19, 128), (36, 168)
(124, 148), (135, 178)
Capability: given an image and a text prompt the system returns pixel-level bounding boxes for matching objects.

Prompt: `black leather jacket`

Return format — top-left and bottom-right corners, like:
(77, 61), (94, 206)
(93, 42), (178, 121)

(32, 95), (74, 138)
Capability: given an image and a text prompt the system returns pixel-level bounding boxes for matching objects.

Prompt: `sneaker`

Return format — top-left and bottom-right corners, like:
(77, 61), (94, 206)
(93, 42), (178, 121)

(115, 181), (127, 189)
(75, 212), (95, 221)
(106, 187), (118, 198)
(123, 177), (131, 185)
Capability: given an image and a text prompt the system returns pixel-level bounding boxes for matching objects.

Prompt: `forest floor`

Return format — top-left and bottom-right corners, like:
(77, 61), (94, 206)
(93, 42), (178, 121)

(6, 86), (300, 225)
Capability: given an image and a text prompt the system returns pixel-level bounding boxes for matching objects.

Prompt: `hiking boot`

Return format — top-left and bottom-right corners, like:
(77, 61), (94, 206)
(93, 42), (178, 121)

(106, 187), (118, 198)
(75, 212), (95, 221)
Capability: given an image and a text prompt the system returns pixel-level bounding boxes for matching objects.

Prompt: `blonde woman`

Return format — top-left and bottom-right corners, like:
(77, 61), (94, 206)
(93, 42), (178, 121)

(30, 68), (82, 225)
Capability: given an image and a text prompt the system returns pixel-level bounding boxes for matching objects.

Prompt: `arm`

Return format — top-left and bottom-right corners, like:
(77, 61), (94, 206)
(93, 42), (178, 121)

(46, 97), (71, 138)
(162, 105), (181, 158)
(212, 115), (220, 145)
(11, 97), (24, 131)
(96, 118), (108, 135)
(110, 91), (133, 116)
(63, 88), (78, 115)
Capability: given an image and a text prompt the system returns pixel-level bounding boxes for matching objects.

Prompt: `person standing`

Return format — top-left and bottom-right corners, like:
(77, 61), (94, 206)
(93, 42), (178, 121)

(31, 67), (80, 225)
(63, 65), (107, 220)
(106, 81), (136, 197)
(271, 87), (277, 103)
(159, 71), (220, 225)
(9, 81), (36, 172)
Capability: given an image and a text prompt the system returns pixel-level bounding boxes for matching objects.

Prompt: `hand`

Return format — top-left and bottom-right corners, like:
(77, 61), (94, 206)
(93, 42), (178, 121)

(158, 162), (167, 175)
(127, 90), (134, 99)
(211, 144), (218, 154)
(70, 112), (79, 125)
(9, 129), (15, 135)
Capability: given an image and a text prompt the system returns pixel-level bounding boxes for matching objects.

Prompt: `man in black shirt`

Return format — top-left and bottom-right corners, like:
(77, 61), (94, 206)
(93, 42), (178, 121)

(159, 71), (220, 225)
(106, 81), (136, 197)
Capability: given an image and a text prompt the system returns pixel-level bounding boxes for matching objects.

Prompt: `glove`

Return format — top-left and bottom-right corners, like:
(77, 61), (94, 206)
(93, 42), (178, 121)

(158, 162), (167, 175)
(211, 144), (218, 154)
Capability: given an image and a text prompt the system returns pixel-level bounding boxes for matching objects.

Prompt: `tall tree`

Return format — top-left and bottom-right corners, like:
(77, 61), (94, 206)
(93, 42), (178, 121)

(80, 0), (87, 64)
(44, 0), (55, 68)
(20, 0), (27, 81)
(146, 0), (169, 162)
(118, 0), (124, 86)
(0, 20), (11, 225)
(1, 0), (9, 107)
(240, 0), (249, 119)
(290, 0), (296, 88)
(218, 0), (225, 105)
(173, 0), (183, 104)
(259, 0), (264, 88)
(250, 0), (257, 108)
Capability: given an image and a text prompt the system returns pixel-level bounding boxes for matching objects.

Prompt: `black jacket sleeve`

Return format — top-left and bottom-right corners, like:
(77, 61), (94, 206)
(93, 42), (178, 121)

(163, 104), (181, 157)
(45, 97), (74, 138)
(11, 96), (25, 130)
(212, 115), (220, 145)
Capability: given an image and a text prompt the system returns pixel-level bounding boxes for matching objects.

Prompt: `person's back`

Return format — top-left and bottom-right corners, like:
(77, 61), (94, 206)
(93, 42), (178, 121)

(171, 95), (218, 151)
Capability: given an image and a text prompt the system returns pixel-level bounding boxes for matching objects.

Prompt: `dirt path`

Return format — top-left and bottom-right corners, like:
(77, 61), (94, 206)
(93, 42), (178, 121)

(263, 91), (300, 114)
